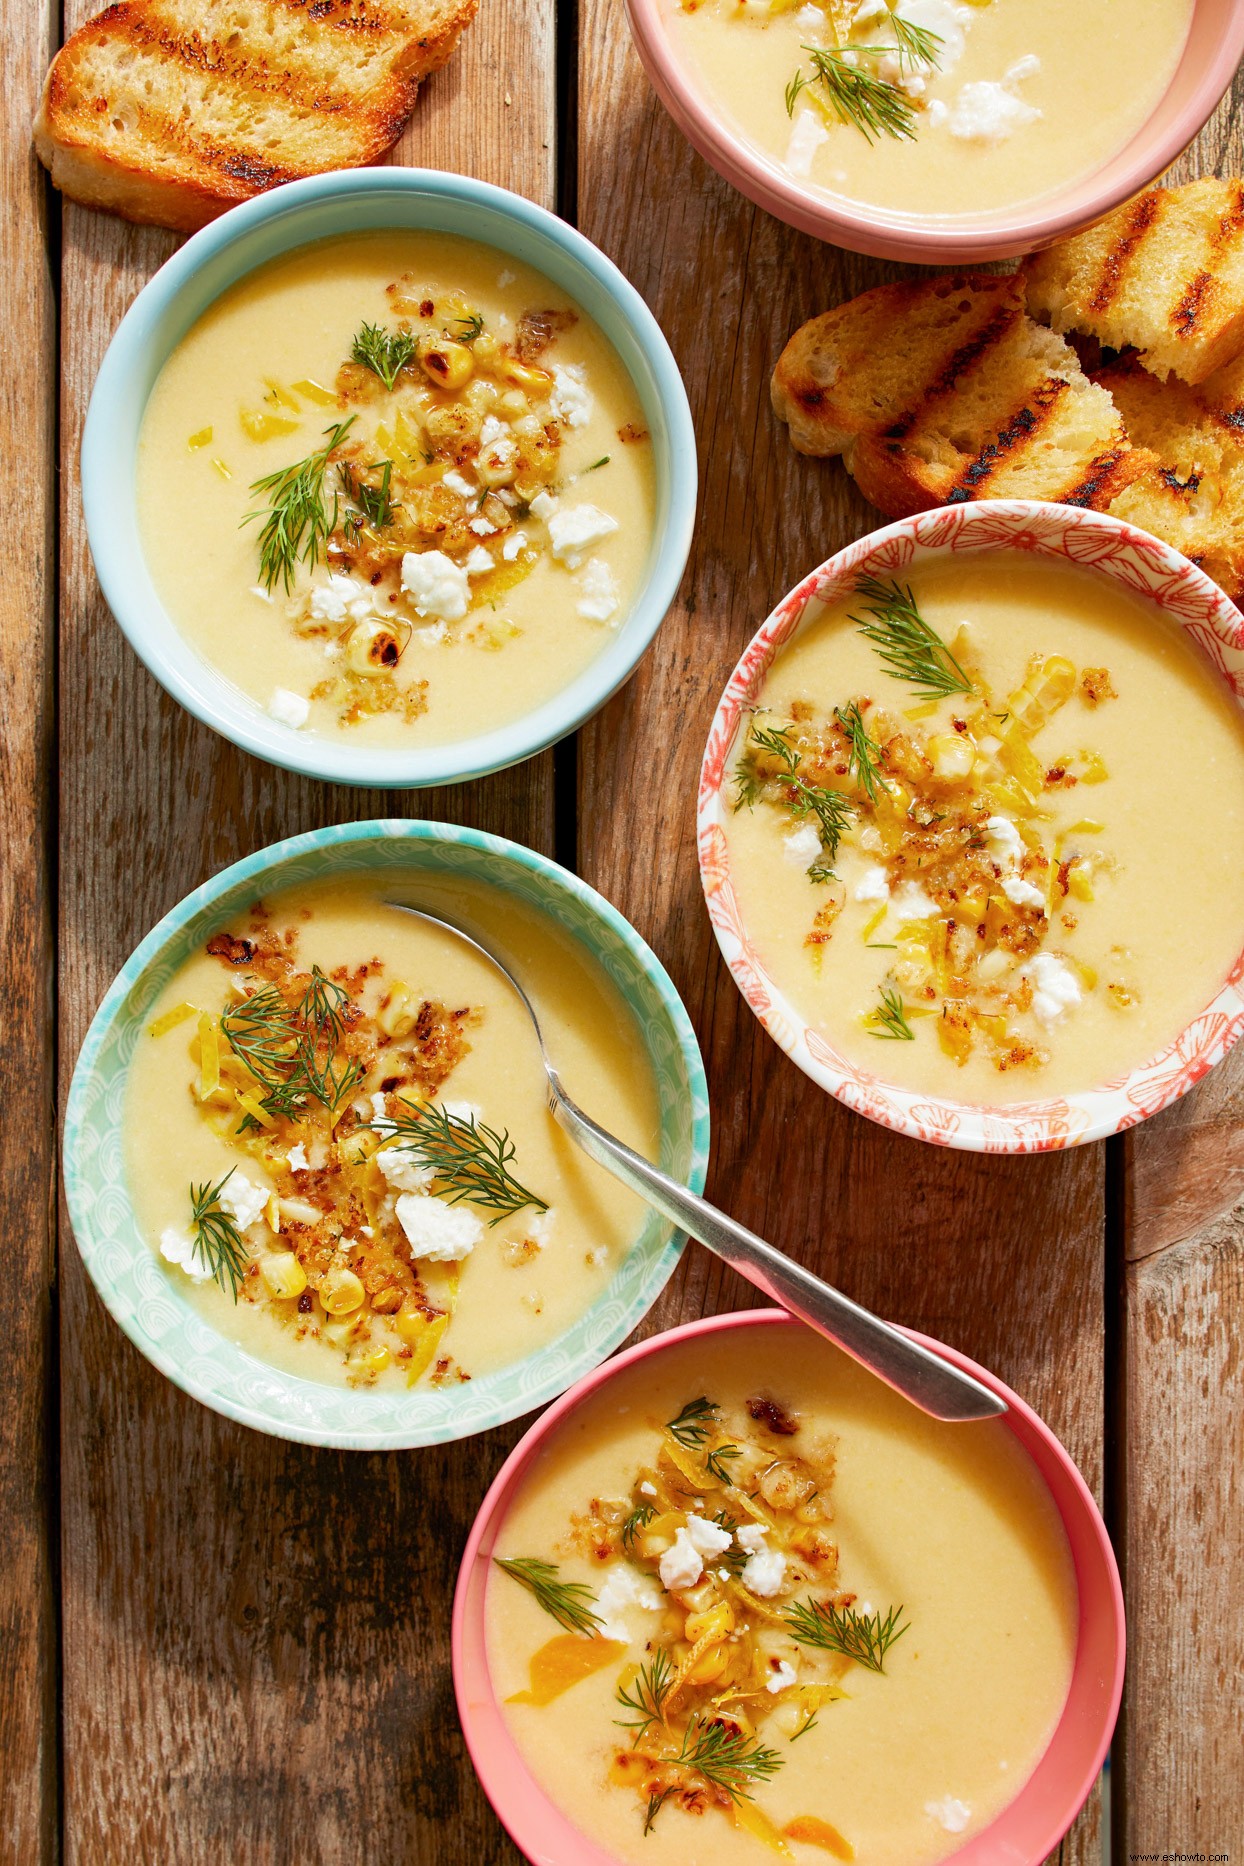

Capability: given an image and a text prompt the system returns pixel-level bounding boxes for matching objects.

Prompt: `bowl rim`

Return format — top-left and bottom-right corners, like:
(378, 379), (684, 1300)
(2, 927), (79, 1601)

(624, 0), (1244, 263)
(697, 499), (1244, 1152)
(452, 1305), (1125, 1866)
(81, 165), (698, 788)
(62, 817), (711, 1448)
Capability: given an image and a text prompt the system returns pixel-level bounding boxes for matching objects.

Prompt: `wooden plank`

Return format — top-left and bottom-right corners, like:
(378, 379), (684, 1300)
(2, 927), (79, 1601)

(574, 9), (1103, 1863)
(56, 6), (554, 1860)
(0, 1), (58, 1859)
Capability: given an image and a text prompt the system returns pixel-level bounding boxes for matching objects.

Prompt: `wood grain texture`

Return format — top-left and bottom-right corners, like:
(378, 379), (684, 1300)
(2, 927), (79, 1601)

(1, 2), (58, 1860)
(573, 7), (1106, 1863)
(55, 2), (551, 1860)
(1114, 73), (1244, 1866)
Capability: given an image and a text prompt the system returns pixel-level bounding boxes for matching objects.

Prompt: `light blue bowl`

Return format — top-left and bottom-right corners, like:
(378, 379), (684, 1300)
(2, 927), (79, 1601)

(82, 168), (698, 787)
(63, 820), (710, 1447)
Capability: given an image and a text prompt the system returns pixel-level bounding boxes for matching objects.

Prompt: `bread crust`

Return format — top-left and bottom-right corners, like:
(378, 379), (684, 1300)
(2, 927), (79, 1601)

(33, 0), (481, 232)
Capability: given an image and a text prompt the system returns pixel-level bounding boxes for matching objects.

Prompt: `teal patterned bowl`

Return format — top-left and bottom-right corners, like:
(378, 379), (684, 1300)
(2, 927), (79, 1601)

(63, 820), (710, 1447)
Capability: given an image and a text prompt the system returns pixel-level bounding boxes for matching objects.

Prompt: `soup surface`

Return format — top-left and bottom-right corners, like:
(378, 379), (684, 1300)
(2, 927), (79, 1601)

(720, 554), (1244, 1104)
(138, 233), (656, 748)
(487, 1322), (1078, 1865)
(125, 874), (661, 1388)
(666, 0), (1192, 219)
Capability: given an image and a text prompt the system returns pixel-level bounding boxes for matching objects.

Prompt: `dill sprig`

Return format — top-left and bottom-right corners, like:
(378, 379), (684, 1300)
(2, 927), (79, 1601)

(864, 985), (916, 1042)
(615, 1646), (674, 1737)
(220, 969), (365, 1122)
(350, 321), (417, 391)
(369, 1101), (548, 1226)
(705, 1441), (741, 1483)
(494, 1556), (603, 1636)
(666, 1396), (719, 1450)
(734, 719), (856, 875)
(891, 14), (944, 66)
(244, 418), (355, 594)
(339, 457), (394, 535)
(835, 701), (884, 803)
(189, 1169), (249, 1301)
(795, 44), (917, 141)
(451, 311), (486, 344)
(783, 1598), (909, 1673)
(851, 574), (974, 701)
(668, 1715), (784, 1806)
(621, 1501), (656, 1552)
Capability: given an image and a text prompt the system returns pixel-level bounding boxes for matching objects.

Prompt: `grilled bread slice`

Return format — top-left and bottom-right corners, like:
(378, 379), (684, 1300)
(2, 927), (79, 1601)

(34, 0), (480, 233)
(771, 272), (1150, 519)
(1093, 351), (1244, 598)
(1024, 179), (1244, 386)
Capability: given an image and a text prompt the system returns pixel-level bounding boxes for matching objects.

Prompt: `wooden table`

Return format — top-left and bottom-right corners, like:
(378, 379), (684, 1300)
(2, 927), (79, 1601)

(4, 3), (1242, 1859)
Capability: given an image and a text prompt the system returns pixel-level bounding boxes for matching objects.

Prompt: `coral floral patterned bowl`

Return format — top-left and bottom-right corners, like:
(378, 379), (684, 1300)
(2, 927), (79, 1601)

(698, 501), (1244, 1153)
(453, 1308), (1124, 1865)
(62, 819), (709, 1448)
(624, 0), (1244, 264)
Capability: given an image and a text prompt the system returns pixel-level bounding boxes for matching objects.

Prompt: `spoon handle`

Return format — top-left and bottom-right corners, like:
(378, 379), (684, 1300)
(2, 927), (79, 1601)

(548, 1080), (1003, 1423)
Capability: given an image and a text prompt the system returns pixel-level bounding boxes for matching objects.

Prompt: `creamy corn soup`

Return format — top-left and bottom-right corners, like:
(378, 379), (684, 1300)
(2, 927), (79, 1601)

(125, 875), (661, 1389)
(487, 1322), (1078, 1864)
(667, 0), (1192, 219)
(137, 233), (656, 747)
(722, 554), (1244, 1104)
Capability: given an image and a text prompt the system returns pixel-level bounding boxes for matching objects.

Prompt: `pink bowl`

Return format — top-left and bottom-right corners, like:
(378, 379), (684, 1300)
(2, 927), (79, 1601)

(625, 0), (1244, 263)
(453, 1309), (1124, 1865)
(697, 501), (1244, 1152)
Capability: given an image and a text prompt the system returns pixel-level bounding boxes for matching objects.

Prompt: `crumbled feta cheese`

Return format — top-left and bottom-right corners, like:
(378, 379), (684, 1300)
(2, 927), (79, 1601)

(416, 621), (449, 646)
(786, 106), (830, 178)
(159, 1226), (212, 1282)
(369, 1092), (390, 1122)
(925, 97), (949, 127)
(401, 549), (471, 621)
(783, 823), (823, 867)
(595, 1562), (664, 1642)
(742, 1545), (787, 1598)
(547, 503), (619, 569)
(497, 268), (516, 288)
(502, 530), (527, 561)
(530, 490), (559, 523)
(469, 514), (498, 536)
(984, 815), (1025, 864)
(286, 1143), (309, 1173)
(375, 1147), (436, 1194)
(218, 1173), (269, 1231)
(464, 545), (495, 577)
(479, 414), (507, 447)
(639, 1480), (657, 1499)
(795, 0), (829, 28)
(1006, 53), (1042, 82)
(1002, 873), (1045, 909)
(735, 1523), (769, 1556)
(854, 863), (891, 903)
(394, 1192), (484, 1262)
(441, 1099), (482, 1124)
(267, 687), (309, 729)
(851, 0), (889, 25)
(550, 363), (593, 429)
(480, 433), (517, 478)
(658, 1527), (704, 1592)
(925, 1797), (972, 1834)
(684, 1515), (733, 1558)
(249, 585), (273, 604)
(891, 880), (939, 920)
(442, 468), (476, 499)
(576, 557), (620, 624)
(1024, 953), (1082, 1027)
(310, 572), (375, 624)
(948, 78), (1040, 143)
(766, 1659), (798, 1695)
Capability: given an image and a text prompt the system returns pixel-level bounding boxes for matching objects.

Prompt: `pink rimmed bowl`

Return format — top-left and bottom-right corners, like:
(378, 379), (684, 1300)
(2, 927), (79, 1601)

(697, 500), (1244, 1153)
(624, 0), (1244, 264)
(452, 1308), (1125, 1865)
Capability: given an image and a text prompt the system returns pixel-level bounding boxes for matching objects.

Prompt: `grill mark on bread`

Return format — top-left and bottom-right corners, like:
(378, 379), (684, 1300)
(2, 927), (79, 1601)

(1173, 271), (1215, 341)
(1088, 192), (1161, 313)
(886, 301), (1022, 441)
(1064, 448), (1142, 508)
(105, 5), (393, 113)
(945, 378), (1069, 501)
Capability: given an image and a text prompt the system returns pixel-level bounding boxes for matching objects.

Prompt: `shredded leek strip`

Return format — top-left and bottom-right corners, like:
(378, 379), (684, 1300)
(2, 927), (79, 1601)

(263, 378), (302, 412)
(265, 1193), (281, 1234)
(236, 1089), (275, 1129)
(405, 1314), (448, 1386)
(290, 377), (338, 407)
(731, 1801), (795, 1858)
(860, 905), (887, 943)
(240, 408), (300, 443)
(211, 458), (232, 480)
(197, 1013), (220, 1100)
(187, 427), (212, 451)
(149, 1000), (197, 1038)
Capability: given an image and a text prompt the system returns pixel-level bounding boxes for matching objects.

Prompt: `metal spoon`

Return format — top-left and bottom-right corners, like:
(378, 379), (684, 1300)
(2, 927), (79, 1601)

(388, 902), (1005, 1423)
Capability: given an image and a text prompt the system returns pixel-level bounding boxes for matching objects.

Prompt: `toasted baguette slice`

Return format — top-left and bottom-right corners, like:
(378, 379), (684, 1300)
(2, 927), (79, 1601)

(1024, 179), (1244, 386)
(34, 0), (479, 233)
(1094, 351), (1244, 598)
(771, 272), (1149, 518)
